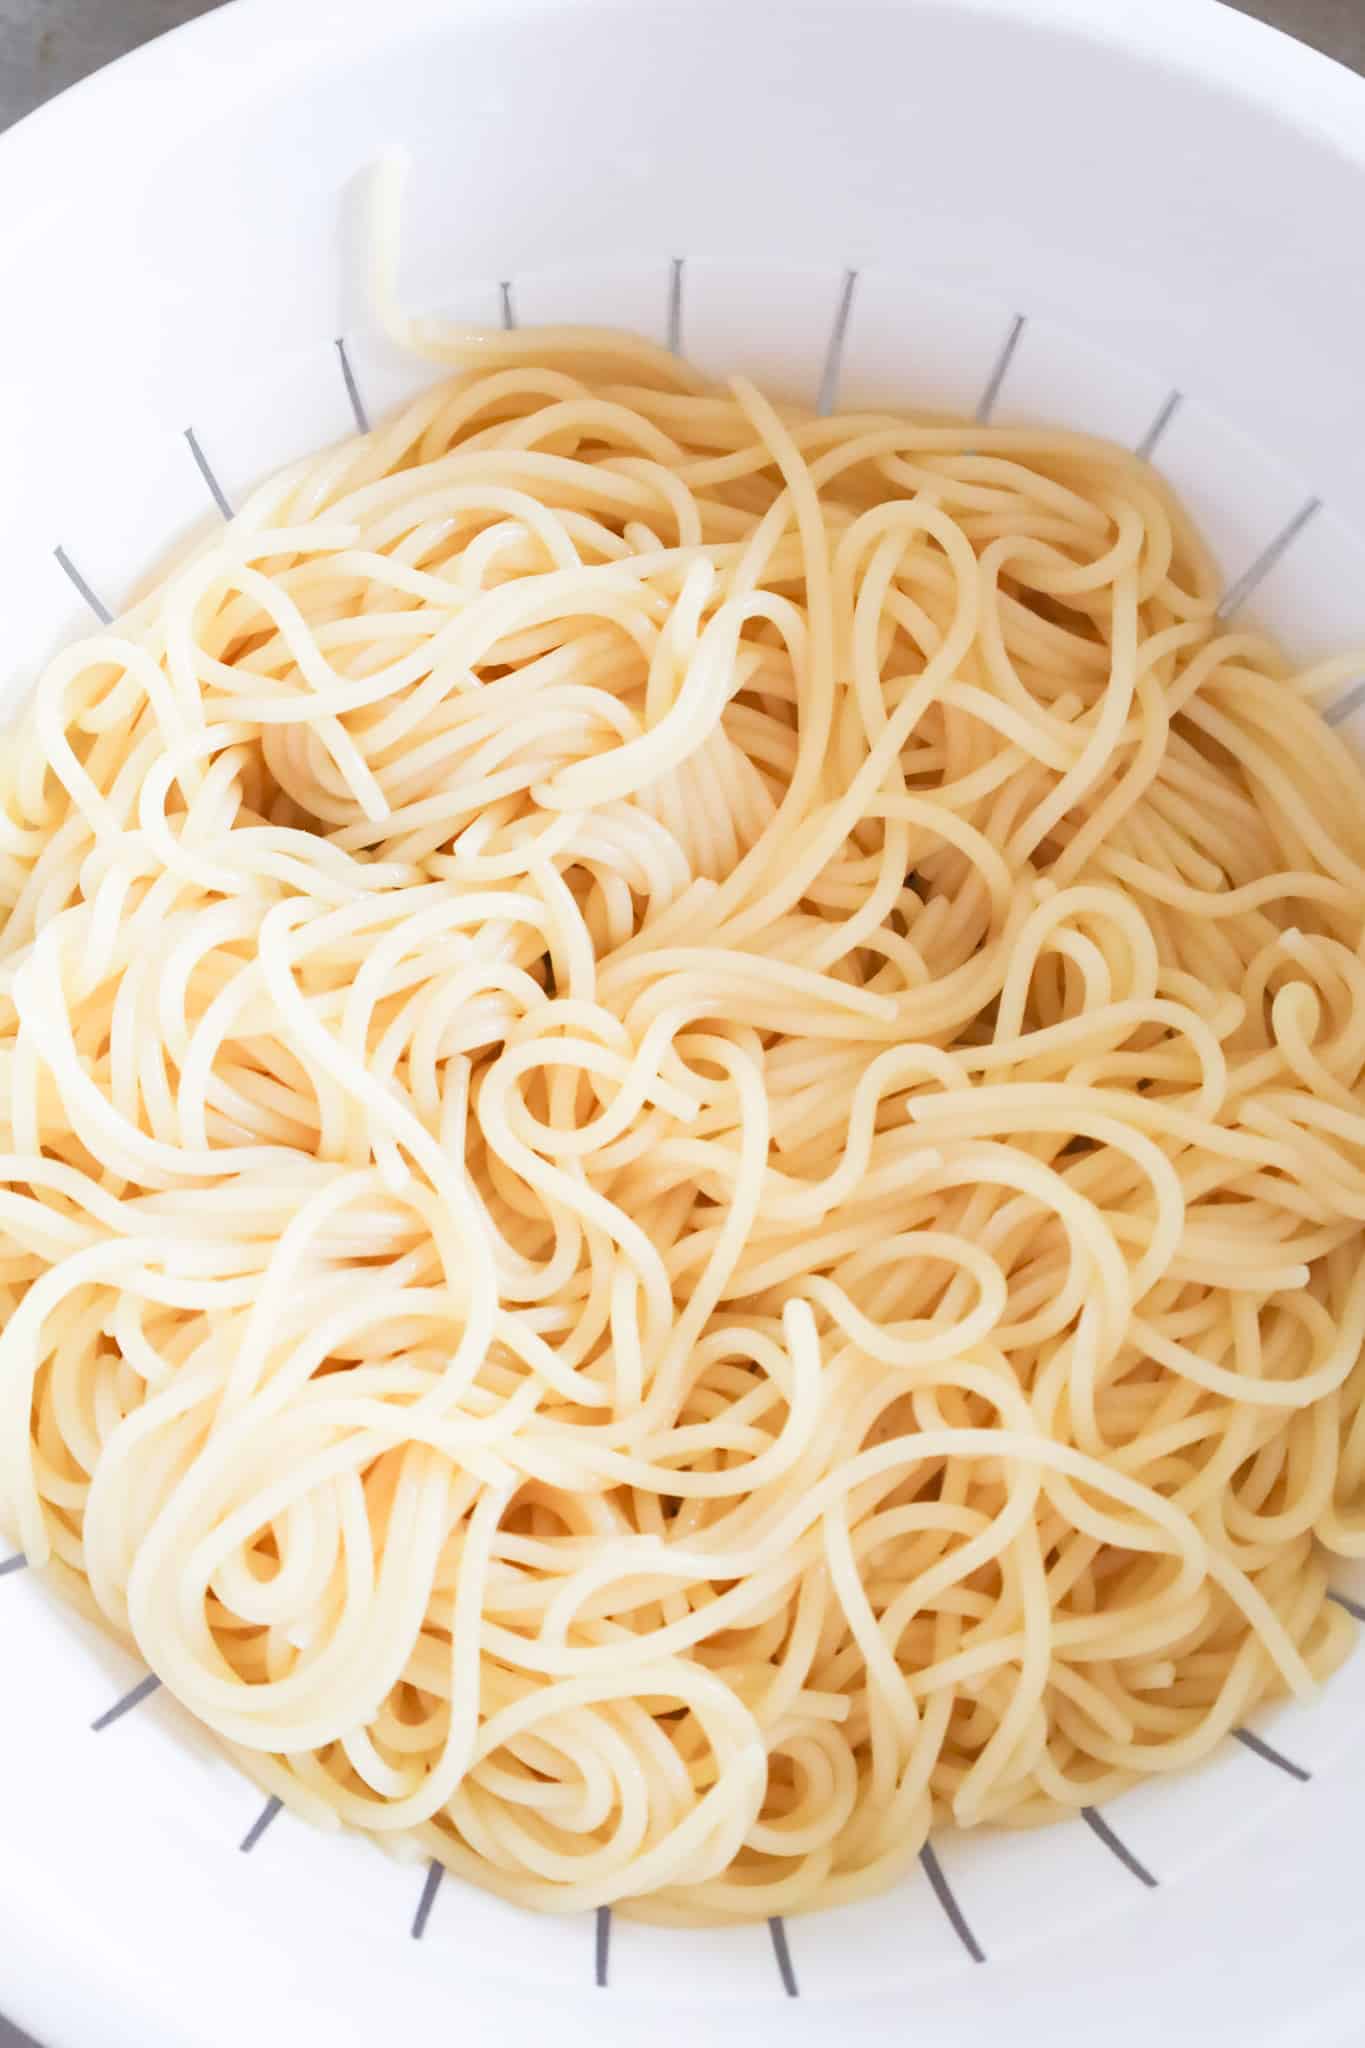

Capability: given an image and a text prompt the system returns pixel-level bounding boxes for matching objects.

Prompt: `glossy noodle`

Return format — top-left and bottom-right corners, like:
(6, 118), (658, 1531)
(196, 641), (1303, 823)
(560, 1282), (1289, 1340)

(3, 239), (1365, 1921)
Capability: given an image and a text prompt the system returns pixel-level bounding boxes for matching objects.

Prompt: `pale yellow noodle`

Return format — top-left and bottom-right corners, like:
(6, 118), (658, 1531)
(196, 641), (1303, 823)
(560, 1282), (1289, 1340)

(1, 268), (1364, 1923)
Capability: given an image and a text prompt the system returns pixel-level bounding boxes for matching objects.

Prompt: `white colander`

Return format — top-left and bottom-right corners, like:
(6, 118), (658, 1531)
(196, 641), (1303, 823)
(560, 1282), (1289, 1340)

(4, 2), (1365, 2043)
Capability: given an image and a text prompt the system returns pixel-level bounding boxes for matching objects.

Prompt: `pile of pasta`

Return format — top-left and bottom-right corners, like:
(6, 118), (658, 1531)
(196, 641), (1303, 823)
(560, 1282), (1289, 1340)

(3, 316), (1365, 1921)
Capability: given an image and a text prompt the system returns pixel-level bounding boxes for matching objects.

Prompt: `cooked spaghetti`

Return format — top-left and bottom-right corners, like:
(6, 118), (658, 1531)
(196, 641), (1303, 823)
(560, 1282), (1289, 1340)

(2, 293), (1365, 1923)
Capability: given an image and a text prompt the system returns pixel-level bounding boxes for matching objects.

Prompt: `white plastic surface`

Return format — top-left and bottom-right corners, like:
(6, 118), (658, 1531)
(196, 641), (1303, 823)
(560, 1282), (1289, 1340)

(4, 1), (1365, 2044)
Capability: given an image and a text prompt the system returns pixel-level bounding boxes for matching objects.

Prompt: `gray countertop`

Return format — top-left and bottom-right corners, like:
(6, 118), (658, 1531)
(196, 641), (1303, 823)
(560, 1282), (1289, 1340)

(1, 0), (1364, 2043)
(0, 0), (219, 124)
